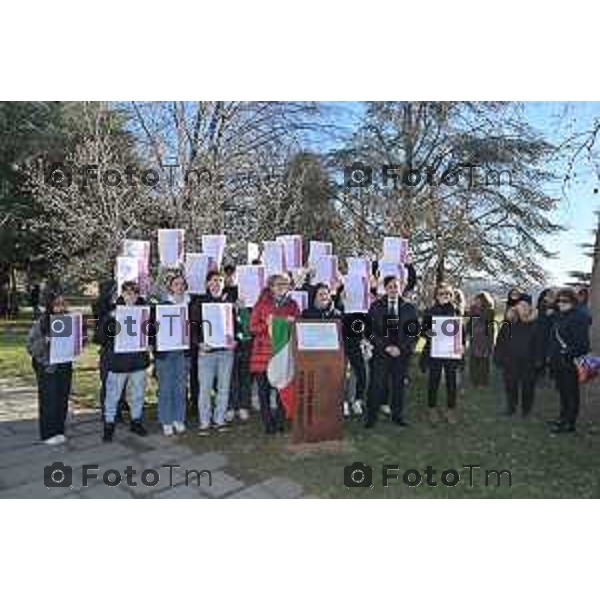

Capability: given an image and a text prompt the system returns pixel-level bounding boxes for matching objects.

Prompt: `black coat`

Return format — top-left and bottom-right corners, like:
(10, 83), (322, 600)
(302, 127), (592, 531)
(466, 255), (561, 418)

(301, 304), (342, 320)
(548, 307), (590, 368)
(189, 292), (239, 350)
(493, 318), (544, 373)
(368, 295), (419, 358)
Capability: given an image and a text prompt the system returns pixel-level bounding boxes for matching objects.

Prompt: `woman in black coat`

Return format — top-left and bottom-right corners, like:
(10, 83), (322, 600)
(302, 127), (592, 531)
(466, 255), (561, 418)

(547, 288), (591, 434)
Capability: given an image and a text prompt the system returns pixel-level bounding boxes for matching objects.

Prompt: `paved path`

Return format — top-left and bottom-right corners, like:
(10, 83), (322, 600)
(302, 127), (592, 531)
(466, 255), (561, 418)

(0, 378), (304, 499)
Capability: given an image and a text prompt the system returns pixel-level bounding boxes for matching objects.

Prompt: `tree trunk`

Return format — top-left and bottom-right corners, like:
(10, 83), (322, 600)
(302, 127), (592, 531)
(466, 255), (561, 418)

(590, 218), (600, 352)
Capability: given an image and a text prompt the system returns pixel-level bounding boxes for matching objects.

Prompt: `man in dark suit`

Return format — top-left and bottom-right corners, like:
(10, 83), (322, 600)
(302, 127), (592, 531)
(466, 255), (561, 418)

(365, 275), (419, 428)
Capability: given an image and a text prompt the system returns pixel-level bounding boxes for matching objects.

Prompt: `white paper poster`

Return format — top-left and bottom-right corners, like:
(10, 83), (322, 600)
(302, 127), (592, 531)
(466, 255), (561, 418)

(247, 242), (260, 264)
(158, 229), (185, 267)
(202, 303), (234, 349)
(431, 317), (464, 359)
(382, 237), (409, 264)
(49, 313), (83, 365)
(344, 276), (370, 313)
(115, 306), (150, 353)
(156, 304), (190, 351)
(314, 254), (338, 286)
(202, 234), (227, 268)
(116, 256), (141, 295)
(296, 322), (340, 351)
(237, 265), (265, 307)
(289, 290), (309, 313)
(122, 240), (150, 293)
(262, 241), (285, 277)
(347, 257), (371, 279)
(276, 235), (303, 271)
(308, 241), (333, 267)
(185, 253), (216, 294)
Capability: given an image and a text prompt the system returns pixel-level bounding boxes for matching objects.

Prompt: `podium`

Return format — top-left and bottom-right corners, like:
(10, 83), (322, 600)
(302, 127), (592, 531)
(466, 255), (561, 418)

(292, 319), (345, 443)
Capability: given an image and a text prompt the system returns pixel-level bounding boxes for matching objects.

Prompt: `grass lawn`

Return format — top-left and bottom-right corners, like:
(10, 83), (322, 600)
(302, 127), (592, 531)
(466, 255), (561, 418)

(2, 317), (600, 498)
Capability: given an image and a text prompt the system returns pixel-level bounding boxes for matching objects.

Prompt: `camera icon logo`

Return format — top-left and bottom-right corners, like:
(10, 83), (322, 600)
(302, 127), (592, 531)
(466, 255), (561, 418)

(344, 162), (373, 188)
(44, 461), (73, 488)
(44, 162), (72, 188)
(344, 462), (373, 488)
(49, 315), (72, 338)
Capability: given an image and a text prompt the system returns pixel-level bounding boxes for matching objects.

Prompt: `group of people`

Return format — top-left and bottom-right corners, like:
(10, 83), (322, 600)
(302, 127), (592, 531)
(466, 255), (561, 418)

(26, 259), (592, 445)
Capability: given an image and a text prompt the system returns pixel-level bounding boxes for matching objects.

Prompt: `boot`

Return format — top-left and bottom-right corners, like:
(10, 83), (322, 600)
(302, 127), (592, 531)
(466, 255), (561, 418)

(130, 420), (147, 437)
(103, 422), (115, 443)
(446, 408), (458, 425)
(428, 407), (439, 425)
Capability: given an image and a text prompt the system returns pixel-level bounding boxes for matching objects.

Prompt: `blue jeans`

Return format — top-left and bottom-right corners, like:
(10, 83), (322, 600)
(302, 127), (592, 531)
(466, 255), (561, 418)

(105, 370), (146, 423)
(155, 352), (188, 425)
(197, 350), (234, 427)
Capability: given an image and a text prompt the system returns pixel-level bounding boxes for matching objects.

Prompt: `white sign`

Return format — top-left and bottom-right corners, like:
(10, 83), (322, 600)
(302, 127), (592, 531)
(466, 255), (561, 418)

(347, 257), (371, 279)
(431, 317), (464, 359)
(202, 234), (227, 268)
(49, 313), (83, 365)
(276, 234), (303, 271)
(237, 265), (265, 307)
(315, 254), (338, 286)
(115, 306), (151, 353)
(158, 229), (185, 267)
(308, 241), (333, 267)
(202, 303), (235, 349)
(296, 322), (340, 351)
(156, 304), (190, 351)
(344, 276), (370, 313)
(247, 242), (260, 264)
(383, 237), (409, 264)
(115, 256), (141, 295)
(262, 241), (285, 277)
(289, 290), (309, 313)
(185, 253), (216, 294)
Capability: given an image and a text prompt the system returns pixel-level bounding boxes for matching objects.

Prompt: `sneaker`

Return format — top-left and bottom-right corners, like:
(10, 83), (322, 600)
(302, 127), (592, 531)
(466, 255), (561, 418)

(238, 408), (250, 422)
(55, 434), (67, 443)
(380, 404), (391, 416)
(353, 400), (364, 416)
(43, 435), (64, 446)
(198, 423), (211, 436)
(213, 422), (229, 432)
(130, 420), (147, 437)
(172, 421), (186, 434)
(162, 424), (174, 437)
(343, 402), (351, 418)
(224, 409), (235, 423)
(102, 422), (115, 443)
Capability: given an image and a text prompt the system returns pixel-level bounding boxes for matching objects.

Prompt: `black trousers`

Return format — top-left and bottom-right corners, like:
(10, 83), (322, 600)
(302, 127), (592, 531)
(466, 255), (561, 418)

(503, 366), (536, 415)
(229, 340), (252, 411)
(428, 359), (458, 408)
(367, 353), (408, 423)
(346, 347), (367, 401)
(35, 363), (72, 440)
(469, 356), (490, 387)
(555, 365), (580, 425)
(256, 372), (284, 431)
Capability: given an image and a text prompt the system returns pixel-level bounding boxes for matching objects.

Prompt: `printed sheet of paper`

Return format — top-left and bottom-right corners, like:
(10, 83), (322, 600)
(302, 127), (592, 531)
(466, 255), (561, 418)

(185, 253), (216, 294)
(289, 290), (309, 313)
(314, 254), (338, 286)
(158, 229), (185, 267)
(308, 241), (333, 267)
(262, 241), (285, 277)
(344, 276), (370, 313)
(156, 304), (190, 351)
(247, 242), (260, 264)
(49, 314), (83, 365)
(431, 317), (464, 359)
(296, 322), (340, 351)
(202, 234), (226, 268)
(237, 265), (265, 307)
(202, 303), (234, 349)
(382, 237), (409, 264)
(115, 306), (150, 353)
(116, 256), (141, 295)
(122, 240), (150, 293)
(347, 257), (371, 279)
(276, 235), (303, 271)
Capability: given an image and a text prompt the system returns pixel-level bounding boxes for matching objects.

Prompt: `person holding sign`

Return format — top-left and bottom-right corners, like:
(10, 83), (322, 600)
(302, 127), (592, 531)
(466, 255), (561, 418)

(152, 272), (190, 437)
(250, 274), (300, 434)
(365, 275), (418, 428)
(26, 291), (74, 445)
(98, 281), (151, 442)
(189, 270), (236, 433)
(419, 283), (463, 425)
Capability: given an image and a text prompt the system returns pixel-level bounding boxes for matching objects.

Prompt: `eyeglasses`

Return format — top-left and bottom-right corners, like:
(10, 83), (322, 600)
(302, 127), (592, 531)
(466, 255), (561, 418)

(438, 292), (451, 297)
(556, 299), (571, 305)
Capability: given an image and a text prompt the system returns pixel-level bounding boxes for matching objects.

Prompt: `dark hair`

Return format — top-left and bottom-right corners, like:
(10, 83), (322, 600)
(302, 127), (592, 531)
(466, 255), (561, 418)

(556, 288), (578, 306)
(314, 282), (331, 295)
(223, 264), (236, 276)
(383, 275), (398, 288)
(121, 280), (140, 294)
(44, 290), (64, 314)
(536, 288), (554, 311)
(205, 269), (223, 283)
(577, 287), (589, 303)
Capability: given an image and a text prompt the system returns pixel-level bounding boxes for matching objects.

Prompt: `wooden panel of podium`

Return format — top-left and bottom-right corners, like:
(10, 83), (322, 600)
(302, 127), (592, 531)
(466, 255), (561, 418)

(291, 319), (345, 443)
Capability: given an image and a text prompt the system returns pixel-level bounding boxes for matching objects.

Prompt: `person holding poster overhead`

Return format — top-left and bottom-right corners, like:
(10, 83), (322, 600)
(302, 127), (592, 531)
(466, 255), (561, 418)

(189, 270), (236, 433)
(250, 273), (300, 434)
(365, 275), (418, 429)
(98, 281), (151, 442)
(26, 291), (74, 445)
(152, 272), (190, 437)
(419, 283), (463, 425)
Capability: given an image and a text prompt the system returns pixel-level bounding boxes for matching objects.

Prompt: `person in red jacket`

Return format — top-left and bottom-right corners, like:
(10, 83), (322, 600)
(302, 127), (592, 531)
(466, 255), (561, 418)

(250, 273), (300, 433)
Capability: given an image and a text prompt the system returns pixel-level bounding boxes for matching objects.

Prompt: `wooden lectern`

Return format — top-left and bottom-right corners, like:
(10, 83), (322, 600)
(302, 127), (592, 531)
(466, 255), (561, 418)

(292, 319), (345, 443)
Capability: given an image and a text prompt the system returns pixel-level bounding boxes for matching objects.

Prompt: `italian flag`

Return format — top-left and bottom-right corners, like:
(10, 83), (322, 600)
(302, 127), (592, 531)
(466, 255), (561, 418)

(267, 316), (295, 419)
